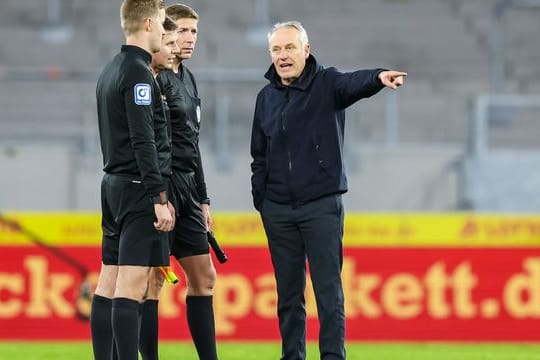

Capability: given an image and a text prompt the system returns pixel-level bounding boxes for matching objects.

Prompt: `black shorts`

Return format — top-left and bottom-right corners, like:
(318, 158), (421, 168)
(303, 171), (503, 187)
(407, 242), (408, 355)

(100, 173), (169, 267)
(169, 171), (209, 259)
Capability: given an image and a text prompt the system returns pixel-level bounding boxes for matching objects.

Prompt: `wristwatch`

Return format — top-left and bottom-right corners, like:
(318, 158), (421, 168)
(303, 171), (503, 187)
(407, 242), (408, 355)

(151, 191), (168, 205)
(200, 198), (211, 206)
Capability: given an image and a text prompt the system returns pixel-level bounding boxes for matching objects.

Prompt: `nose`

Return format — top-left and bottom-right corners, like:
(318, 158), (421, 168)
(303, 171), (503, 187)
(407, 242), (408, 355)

(271, 49), (287, 59)
(278, 53), (289, 61)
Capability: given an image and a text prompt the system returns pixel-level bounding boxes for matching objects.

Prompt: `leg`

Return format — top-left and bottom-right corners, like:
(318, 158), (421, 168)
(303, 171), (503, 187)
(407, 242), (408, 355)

(170, 172), (218, 360)
(113, 265), (151, 360)
(139, 267), (166, 360)
(179, 253), (216, 297)
(91, 263), (118, 360)
(261, 200), (306, 360)
(93, 175), (120, 360)
(300, 195), (345, 360)
(179, 253), (218, 360)
(98, 174), (169, 360)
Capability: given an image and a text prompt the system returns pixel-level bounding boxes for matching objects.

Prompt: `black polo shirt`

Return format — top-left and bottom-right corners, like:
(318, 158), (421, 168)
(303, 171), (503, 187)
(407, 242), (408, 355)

(97, 45), (171, 197)
(157, 64), (208, 202)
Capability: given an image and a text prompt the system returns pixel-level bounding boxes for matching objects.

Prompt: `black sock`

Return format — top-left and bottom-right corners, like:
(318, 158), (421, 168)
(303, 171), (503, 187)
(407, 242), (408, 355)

(139, 300), (159, 360)
(112, 298), (140, 360)
(186, 295), (218, 360)
(90, 294), (114, 360)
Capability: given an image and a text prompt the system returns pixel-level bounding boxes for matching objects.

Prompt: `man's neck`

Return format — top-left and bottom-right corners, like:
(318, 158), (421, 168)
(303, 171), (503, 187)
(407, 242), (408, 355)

(172, 60), (183, 74)
(125, 35), (151, 55)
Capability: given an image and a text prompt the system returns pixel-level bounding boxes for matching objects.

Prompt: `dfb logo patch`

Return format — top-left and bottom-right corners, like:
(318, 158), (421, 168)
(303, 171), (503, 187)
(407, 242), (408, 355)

(134, 83), (151, 105)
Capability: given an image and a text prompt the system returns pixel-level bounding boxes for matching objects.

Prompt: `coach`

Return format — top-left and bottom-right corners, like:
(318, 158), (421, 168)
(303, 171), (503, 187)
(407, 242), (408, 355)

(250, 21), (406, 360)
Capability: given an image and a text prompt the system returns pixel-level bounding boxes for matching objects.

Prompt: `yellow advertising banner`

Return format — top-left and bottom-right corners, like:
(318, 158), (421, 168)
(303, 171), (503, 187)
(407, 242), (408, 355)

(1, 212), (539, 247)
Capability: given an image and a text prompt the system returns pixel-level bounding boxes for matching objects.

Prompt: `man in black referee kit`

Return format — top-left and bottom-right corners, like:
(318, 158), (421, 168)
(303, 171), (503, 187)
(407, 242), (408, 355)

(137, 16), (179, 360)
(90, 1), (174, 359)
(156, 4), (218, 360)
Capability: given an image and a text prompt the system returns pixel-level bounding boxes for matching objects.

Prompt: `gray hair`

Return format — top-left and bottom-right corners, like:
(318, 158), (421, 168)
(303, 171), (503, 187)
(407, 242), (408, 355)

(267, 21), (309, 48)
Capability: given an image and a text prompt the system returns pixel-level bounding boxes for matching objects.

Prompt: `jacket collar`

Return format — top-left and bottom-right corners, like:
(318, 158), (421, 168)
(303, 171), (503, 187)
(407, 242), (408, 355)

(264, 54), (323, 91)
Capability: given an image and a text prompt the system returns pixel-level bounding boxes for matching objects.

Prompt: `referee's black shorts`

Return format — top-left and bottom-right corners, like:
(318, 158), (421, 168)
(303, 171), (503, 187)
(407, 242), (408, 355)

(169, 171), (209, 259)
(100, 173), (170, 267)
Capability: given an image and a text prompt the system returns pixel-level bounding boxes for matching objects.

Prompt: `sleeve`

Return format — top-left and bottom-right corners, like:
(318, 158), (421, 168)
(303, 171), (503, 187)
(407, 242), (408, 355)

(122, 66), (166, 197)
(186, 68), (199, 97)
(194, 145), (209, 204)
(156, 71), (166, 92)
(158, 72), (183, 122)
(250, 93), (267, 211)
(330, 68), (386, 110)
(189, 71), (208, 203)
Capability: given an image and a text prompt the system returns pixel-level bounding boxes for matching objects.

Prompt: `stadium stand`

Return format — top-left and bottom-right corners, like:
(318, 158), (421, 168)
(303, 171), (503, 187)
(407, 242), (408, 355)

(1, 0), (539, 210)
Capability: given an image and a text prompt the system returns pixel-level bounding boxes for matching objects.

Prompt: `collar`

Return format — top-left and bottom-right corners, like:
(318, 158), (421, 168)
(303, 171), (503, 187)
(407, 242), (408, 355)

(121, 45), (152, 64)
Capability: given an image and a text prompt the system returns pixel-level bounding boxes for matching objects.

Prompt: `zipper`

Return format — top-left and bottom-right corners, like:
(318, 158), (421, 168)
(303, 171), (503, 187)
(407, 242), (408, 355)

(287, 150), (292, 171)
(280, 89), (290, 132)
(280, 89), (296, 206)
(281, 90), (292, 173)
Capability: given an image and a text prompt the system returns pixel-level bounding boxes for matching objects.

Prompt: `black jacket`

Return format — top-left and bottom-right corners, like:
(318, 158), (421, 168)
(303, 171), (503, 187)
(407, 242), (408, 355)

(157, 65), (209, 202)
(250, 55), (384, 210)
(97, 45), (170, 197)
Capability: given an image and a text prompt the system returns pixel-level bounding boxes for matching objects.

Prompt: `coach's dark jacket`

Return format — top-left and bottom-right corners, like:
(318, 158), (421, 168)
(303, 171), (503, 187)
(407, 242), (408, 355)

(250, 54), (385, 210)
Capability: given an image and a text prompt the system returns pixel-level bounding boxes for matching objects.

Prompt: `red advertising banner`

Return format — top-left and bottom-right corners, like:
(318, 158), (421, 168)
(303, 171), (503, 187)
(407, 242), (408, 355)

(0, 245), (539, 341)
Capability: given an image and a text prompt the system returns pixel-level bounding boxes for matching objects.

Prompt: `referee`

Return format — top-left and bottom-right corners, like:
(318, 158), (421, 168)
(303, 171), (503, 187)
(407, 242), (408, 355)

(156, 4), (218, 360)
(90, 1), (174, 360)
(138, 16), (180, 360)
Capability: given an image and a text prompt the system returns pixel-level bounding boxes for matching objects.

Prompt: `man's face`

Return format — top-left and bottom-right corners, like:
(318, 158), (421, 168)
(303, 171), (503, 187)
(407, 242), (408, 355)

(149, 8), (166, 53)
(269, 27), (310, 86)
(151, 31), (179, 72)
(174, 18), (198, 61)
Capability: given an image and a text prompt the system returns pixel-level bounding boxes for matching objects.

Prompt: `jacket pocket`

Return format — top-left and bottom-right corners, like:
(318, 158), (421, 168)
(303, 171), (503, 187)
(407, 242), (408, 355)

(312, 133), (329, 169)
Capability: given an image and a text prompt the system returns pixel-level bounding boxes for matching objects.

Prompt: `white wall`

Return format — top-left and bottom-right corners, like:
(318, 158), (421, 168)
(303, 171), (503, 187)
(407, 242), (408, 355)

(0, 143), (462, 211)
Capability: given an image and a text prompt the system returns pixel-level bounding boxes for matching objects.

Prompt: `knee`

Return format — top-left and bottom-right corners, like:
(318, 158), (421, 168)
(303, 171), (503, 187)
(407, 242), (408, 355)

(145, 268), (166, 300)
(94, 264), (118, 298)
(206, 267), (217, 290)
(188, 267), (217, 296)
(114, 267), (150, 301)
(200, 266), (217, 293)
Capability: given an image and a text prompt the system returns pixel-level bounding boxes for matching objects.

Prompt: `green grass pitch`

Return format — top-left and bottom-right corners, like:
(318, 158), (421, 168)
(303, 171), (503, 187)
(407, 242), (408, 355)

(1, 341), (540, 359)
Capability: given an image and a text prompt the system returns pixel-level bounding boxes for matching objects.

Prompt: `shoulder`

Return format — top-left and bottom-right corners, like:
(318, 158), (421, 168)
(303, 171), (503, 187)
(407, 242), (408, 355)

(255, 84), (275, 109)
(256, 84), (272, 99)
(156, 69), (174, 86)
(183, 66), (197, 82)
(120, 60), (153, 88)
(319, 66), (340, 79)
(183, 66), (198, 91)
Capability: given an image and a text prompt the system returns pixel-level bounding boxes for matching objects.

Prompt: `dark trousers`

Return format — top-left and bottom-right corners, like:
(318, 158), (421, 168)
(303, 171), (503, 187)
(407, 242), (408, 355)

(260, 194), (345, 360)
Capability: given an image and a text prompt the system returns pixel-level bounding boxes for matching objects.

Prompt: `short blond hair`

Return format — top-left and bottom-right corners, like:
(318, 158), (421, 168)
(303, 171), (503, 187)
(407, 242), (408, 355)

(120, 0), (165, 36)
(165, 4), (199, 21)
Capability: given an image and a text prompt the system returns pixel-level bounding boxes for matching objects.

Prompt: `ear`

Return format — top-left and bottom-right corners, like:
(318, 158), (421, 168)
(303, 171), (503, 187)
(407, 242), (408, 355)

(144, 17), (152, 32)
(304, 43), (310, 59)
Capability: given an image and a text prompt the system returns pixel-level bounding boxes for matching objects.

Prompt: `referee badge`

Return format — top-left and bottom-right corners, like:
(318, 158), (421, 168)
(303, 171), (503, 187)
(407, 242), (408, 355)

(134, 83), (151, 105)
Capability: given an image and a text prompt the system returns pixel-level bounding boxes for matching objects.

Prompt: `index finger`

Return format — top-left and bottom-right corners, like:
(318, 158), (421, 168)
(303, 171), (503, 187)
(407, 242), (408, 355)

(392, 71), (408, 77)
